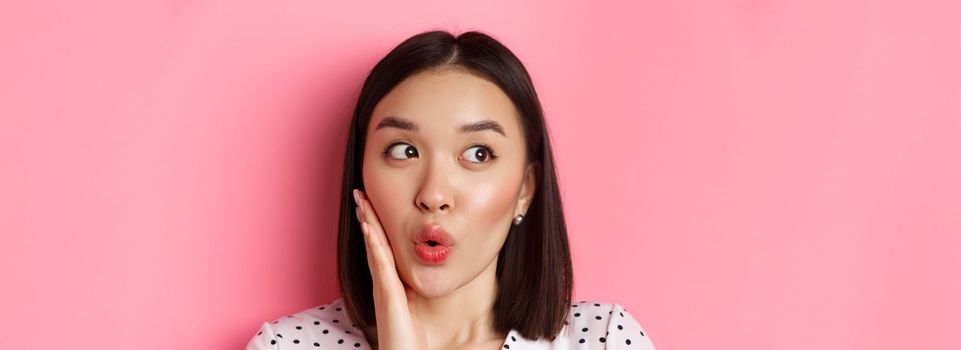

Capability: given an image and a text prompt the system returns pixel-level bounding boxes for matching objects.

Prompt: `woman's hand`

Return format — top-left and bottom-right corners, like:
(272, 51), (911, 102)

(353, 189), (427, 350)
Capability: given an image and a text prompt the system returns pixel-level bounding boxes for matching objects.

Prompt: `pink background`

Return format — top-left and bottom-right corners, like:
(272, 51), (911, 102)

(2, 1), (959, 349)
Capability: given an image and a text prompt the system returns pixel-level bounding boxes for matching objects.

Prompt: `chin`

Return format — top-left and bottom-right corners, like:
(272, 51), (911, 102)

(410, 282), (458, 298)
(401, 263), (460, 298)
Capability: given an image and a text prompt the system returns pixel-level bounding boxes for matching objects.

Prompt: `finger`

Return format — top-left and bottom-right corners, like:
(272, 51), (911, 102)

(355, 190), (405, 295)
(364, 220), (397, 279)
(353, 189), (368, 225)
(361, 222), (376, 274)
(352, 188), (362, 209)
(352, 189), (368, 225)
(357, 191), (380, 231)
(362, 221), (407, 298)
(358, 192), (394, 266)
(361, 222), (382, 272)
(354, 191), (384, 279)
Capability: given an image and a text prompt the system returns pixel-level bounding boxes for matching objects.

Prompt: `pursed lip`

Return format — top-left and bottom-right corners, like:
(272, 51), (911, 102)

(413, 224), (455, 247)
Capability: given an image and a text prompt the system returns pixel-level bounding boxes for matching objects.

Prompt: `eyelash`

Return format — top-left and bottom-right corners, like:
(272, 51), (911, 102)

(381, 142), (499, 162)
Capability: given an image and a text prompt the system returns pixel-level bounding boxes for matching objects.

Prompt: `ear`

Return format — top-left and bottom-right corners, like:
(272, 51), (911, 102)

(516, 163), (537, 216)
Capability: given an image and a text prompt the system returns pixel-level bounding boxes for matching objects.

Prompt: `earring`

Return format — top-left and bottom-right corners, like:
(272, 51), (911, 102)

(513, 214), (525, 225)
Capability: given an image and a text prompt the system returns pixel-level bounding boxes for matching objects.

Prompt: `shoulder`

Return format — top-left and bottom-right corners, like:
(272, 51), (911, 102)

(507, 300), (656, 349)
(558, 300), (656, 349)
(245, 298), (371, 350)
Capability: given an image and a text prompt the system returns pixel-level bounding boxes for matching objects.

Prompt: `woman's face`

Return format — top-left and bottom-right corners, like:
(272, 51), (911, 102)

(362, 68), (535, 298)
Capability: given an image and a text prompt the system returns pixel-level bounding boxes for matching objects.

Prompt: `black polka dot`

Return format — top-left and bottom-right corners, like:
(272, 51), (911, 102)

(252, 299), (682, 349)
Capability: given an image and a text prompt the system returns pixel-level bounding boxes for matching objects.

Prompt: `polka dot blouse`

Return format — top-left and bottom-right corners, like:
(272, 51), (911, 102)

(246, 298), (655, 349)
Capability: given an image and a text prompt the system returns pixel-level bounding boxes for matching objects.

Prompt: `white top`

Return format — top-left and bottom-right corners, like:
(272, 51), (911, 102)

(246, 298), (656, 349)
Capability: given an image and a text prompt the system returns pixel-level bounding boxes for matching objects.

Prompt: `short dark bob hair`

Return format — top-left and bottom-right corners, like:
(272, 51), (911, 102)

(336, 29), (573, 345)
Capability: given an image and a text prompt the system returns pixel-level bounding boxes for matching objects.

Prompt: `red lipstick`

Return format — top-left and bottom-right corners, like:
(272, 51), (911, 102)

(413, 224), (455, 265)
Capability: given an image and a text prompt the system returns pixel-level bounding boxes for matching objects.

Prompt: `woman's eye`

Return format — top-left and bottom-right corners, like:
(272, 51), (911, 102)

(461, 145), (497, 163)
(385, 143), (418, 160)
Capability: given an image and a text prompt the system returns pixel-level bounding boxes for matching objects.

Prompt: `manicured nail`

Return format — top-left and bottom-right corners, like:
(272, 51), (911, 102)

(352, 189), (359, 205)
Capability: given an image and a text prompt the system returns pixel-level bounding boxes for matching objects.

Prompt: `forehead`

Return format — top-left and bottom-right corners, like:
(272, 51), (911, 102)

(370, 68), (521, 136)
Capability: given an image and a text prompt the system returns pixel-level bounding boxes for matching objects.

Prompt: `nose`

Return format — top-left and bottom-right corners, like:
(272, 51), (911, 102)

(415, 160), (453, 213)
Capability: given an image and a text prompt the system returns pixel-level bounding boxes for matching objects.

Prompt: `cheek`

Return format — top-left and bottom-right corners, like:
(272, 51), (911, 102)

(361, 157), (409, 240)
(460, 173), (520, 229)
(455, 173), (520, 261)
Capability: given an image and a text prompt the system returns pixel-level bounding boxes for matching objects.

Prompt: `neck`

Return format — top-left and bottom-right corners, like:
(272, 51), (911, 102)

(413, 256), (504, 348)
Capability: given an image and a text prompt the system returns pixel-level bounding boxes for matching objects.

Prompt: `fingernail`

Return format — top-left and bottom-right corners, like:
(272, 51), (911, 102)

(352, 189), (359, 205)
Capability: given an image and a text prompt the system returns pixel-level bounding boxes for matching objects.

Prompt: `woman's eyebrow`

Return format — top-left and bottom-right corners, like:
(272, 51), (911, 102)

(374, 115), (506, 137)
(460, 119), (506, 136)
